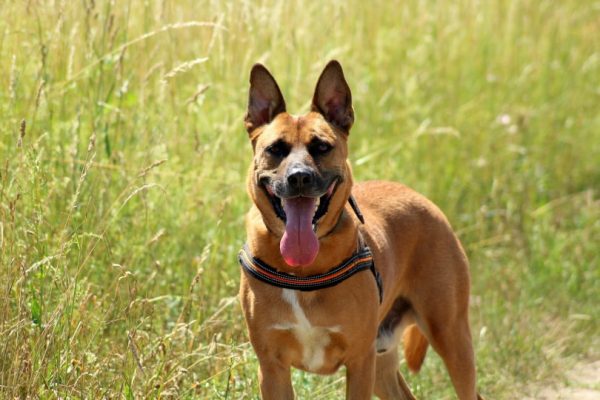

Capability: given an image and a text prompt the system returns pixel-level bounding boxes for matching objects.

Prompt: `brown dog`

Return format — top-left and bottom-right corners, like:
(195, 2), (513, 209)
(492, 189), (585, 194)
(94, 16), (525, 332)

(239, 60), (484, 399)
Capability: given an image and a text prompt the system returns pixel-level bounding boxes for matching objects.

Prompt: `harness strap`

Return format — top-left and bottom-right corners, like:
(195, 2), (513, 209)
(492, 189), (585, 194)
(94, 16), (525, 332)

(348, 194), (365, 224)
(239, 244), (383, 303)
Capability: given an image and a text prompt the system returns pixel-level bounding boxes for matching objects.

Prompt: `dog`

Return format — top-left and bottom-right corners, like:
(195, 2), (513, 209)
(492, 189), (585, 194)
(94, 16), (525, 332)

(238, 60), (484, 400)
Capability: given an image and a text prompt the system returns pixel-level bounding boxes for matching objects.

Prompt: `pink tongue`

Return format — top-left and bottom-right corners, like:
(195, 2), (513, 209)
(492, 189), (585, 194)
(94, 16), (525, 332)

(280, 197), (319, 267)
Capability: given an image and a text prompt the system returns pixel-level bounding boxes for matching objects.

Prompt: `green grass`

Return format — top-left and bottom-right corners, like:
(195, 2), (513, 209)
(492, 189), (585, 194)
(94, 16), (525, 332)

(1, 0), (598, 398)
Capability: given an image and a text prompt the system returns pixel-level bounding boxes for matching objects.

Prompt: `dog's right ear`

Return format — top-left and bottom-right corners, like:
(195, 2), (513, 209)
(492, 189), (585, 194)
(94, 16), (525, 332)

(244, 64), (286, 134)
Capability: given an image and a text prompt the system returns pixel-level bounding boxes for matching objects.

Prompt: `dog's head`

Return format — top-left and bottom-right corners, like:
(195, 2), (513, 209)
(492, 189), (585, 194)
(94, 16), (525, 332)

(244, 61), (355, 267)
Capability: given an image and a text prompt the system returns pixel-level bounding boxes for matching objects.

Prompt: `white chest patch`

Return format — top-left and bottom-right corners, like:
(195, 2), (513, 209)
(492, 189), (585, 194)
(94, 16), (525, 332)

(272, 289), (340, 371)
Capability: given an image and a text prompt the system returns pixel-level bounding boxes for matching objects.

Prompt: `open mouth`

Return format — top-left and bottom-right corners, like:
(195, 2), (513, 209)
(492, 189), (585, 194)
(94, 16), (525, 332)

(263, 179), (338, 231)
(262, 179), (338, 267)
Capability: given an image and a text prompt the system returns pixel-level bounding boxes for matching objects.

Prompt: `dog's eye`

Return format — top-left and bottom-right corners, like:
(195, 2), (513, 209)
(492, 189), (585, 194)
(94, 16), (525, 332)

(266, 141), (290, 158)
(309, 140), (333, 156)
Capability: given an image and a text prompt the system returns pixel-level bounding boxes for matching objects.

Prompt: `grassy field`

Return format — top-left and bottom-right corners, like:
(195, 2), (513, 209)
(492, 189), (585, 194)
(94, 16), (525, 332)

(1, 0), (598, 398)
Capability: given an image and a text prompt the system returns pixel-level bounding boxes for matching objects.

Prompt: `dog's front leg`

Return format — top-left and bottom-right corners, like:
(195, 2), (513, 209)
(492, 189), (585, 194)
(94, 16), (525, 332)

(345, 348), (376, 400)
(258, 360), (294, 400)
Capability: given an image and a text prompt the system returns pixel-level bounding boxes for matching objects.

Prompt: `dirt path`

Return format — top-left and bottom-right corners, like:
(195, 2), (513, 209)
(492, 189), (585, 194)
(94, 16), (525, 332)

(525, 360), (600, 399)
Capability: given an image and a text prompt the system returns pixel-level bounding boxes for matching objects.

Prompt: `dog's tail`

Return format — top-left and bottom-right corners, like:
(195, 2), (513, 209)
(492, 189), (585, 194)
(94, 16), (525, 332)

(402, 324), (429, 373)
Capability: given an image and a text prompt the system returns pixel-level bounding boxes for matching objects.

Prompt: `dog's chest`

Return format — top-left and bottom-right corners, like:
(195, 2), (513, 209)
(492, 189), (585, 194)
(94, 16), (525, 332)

(271, 289), (342, 372)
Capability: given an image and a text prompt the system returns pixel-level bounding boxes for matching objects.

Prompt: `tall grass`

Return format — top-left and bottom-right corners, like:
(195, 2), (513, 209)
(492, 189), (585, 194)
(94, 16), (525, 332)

(1, 0), (598, 398)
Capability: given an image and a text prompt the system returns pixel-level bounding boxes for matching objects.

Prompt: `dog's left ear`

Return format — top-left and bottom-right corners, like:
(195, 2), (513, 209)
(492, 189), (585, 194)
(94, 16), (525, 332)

(244, 64), (287, 134)
(311, 60), (354, 131)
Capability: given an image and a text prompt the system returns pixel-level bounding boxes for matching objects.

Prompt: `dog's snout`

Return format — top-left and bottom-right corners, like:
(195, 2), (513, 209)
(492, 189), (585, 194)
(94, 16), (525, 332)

(287, 167), (314, 190)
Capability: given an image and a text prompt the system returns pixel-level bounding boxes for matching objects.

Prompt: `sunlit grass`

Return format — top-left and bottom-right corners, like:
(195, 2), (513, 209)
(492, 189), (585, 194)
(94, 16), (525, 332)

(0, 0), (598, 398)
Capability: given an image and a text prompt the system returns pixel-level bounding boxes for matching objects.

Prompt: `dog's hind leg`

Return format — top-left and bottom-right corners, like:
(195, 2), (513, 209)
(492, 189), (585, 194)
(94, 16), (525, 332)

(374, 349), (416, 400)
(421, 313), (479, 400)
(374, 296), (421, 399)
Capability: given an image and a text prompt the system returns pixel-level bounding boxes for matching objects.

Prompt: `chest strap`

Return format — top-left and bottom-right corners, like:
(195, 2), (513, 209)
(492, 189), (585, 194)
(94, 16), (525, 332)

(238, 243), (383, 303)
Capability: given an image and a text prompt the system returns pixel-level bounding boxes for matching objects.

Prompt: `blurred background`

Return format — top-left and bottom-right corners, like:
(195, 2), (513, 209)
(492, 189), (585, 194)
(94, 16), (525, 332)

(0, 0), (598, 398)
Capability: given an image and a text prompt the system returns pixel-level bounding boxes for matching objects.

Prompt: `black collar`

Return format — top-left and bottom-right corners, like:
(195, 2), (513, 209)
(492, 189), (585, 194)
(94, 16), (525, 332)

(238, 195), (383, 302)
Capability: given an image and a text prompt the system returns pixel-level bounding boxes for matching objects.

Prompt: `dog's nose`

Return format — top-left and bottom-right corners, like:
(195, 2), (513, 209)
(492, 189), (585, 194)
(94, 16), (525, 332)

(287, 168), (314, 190)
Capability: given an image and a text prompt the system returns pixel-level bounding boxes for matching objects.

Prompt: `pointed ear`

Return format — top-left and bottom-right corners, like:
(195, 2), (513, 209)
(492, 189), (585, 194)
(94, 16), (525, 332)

(311, 60), (354, 131)
(244, 64), (286, 134)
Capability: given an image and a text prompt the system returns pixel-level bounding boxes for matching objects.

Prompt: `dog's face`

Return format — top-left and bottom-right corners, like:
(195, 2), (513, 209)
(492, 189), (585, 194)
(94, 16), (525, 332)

(245, 61), (355, 267)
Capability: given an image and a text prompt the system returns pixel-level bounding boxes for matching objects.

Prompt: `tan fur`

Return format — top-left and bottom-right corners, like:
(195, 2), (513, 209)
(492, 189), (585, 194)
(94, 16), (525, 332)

(239, 61), (484, 399)
(403, 324), (429, 373)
